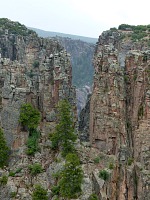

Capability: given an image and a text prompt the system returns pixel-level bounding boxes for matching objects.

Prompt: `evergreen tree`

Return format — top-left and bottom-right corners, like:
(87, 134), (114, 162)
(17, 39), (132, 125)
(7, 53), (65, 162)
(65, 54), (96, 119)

(0, 128), (9, 168)
(59, 153), (83, 199)
(51, 99), (77, 157)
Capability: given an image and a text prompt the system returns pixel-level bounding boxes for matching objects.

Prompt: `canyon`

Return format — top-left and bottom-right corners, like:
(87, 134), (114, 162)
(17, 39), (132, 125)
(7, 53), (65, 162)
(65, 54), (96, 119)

(0, 19), (150, 200)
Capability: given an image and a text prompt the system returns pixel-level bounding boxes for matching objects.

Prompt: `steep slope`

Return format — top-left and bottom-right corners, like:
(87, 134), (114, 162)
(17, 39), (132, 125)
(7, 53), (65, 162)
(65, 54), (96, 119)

(87, 25), (150, 199)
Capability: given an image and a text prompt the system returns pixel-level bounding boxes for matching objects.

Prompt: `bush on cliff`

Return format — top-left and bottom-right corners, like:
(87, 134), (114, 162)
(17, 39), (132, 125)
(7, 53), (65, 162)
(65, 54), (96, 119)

(32, 185), (48, 200)
(19, 103), (41, 156)
(51, 99), (77, 157)
(0, 128), (9, 168)
(19, 103), (41, 130)
(26, 129), (40, 155)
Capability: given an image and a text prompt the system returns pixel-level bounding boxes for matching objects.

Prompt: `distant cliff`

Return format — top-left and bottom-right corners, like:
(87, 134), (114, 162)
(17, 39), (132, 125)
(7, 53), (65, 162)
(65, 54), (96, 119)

(28, 27), (97, 44)
(30, 25), (95, 114)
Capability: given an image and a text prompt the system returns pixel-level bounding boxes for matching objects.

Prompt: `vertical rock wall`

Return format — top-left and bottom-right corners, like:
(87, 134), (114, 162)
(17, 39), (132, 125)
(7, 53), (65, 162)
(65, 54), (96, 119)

(0, 32), (76, 150)
(89, 30), (150, 199)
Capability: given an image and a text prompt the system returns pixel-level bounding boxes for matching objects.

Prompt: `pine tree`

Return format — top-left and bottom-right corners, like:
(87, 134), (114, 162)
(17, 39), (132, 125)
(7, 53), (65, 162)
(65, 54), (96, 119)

(51, 99), (77, 157)
(0, 128), (9, 168)
(59, 153), (83, 198)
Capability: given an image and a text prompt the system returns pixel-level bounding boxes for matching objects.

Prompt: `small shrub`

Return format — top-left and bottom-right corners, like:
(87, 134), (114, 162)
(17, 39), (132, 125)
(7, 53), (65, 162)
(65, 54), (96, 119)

(26, 129), (40, 156)
(127, 158), (134, 166)
(89, 193), (98, 200)
(99, 169), (109, 181)
(9, 171), (16, 177)
(138, 104), (144, 119)
(32, 185), (48, 200)
(10, 192), (17, 198)
(133, 73), (137, 81)
(28, 163), (43, 176)
(19, 103), (41, 130)
(15, 168), (22, 174)
(33, 60), (39, 68)
(93, 157), (100, 164)
(109, 162), (114, 170)
(52, 171), (61, 179)
(51, 185), (60, 196)
(0, 175), (8, 185)
(0, 128), (10, 168)
(9, 168), (22, 177)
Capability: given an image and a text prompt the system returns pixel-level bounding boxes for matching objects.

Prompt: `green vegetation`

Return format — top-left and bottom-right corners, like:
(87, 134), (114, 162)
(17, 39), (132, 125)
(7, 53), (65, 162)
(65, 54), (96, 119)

(109, 162), (114, 170)
(26, 129), (40, 155)
(59, 153), (83, 199)
(51, 185), (60, 196)
(9, 168), (22, 177)
(0, 128), (9, 168)
(50, 100), (83, 199)
(99, 169), (109, 181)
(93, 157), (100, 164)
(118, 24), (150, 31)
(33, 60), (40, 68)
(133, 73), (137, 81)
(118, 24), (150, 42)
(32, 185), (48, 200)
(0, 175), (8, 185)
(28, 163), (43, 176)
(0, 18), (35, 36)
(19, 103), (41, 130)
(138, 104), (144, 119)
(10, 192), (17, 198)
(89, 193), (99, 200)
(19, 103), (41, 156)
(51, 100), (77, 157)
(127, 158), (134, 166)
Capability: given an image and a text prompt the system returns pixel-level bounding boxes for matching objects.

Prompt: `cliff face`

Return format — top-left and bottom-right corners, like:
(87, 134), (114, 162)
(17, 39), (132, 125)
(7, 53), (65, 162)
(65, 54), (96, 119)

(0, 19), (76, 199)
(89, 29), (150, 199)
(0, 32), (76, 149)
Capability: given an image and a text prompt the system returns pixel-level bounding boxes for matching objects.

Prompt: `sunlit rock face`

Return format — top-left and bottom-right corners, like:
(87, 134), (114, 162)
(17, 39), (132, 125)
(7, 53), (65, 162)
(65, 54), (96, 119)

(88, 29), (150, 199)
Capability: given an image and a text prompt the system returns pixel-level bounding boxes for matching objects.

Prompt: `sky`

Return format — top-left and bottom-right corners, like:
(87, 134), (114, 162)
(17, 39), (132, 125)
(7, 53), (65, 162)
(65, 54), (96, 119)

(0, 0), (150, 38)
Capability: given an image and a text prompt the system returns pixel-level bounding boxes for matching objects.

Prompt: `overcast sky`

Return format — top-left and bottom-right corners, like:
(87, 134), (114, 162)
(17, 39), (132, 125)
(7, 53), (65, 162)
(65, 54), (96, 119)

(0, 0), (149, 38)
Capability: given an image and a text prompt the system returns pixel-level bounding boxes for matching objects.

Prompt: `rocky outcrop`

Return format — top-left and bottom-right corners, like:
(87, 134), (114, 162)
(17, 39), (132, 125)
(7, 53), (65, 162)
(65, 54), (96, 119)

(89, 29), (150, 199)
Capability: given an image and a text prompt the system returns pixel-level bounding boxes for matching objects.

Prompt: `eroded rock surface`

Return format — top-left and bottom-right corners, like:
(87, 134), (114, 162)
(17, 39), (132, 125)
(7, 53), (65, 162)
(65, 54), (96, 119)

(88, 29), (150, 199)
(0, 19), (76, 199)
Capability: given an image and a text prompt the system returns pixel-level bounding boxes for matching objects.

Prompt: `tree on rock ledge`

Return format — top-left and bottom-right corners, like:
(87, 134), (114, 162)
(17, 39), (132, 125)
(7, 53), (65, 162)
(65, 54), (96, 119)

(19, 103), (41, 130)
(51, 99), (77, 157)
(0, 128), (9, 168)
(59, 153), (83, 199)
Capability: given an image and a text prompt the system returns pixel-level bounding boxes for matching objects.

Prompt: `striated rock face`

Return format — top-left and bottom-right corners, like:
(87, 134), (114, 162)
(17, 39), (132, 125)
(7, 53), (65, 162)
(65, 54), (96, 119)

(0, 19), (77, 199)
(0, 26), (76, 150)
(88, 29), (150, 199)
